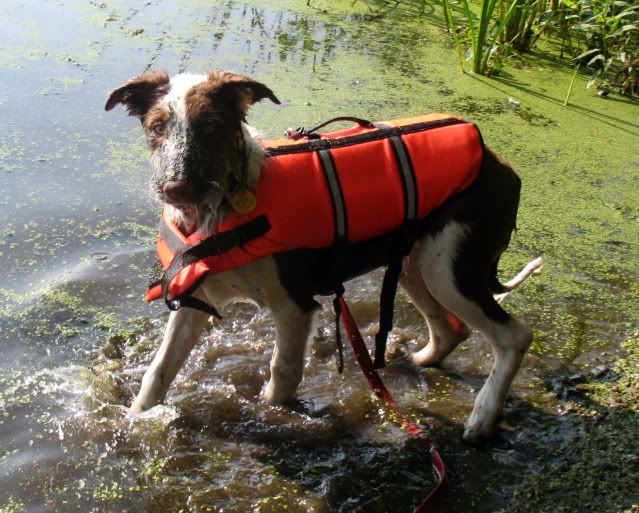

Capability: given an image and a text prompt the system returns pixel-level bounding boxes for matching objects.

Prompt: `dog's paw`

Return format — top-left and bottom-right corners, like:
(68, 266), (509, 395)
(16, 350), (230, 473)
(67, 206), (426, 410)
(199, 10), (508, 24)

(127, 405), (145, 416)
(410, 343), (446, 368)
(128, 398), (154, 416)
(462, 423), (496, 445)
(463, 409), (499, 445)
(262, 379), (296, 405)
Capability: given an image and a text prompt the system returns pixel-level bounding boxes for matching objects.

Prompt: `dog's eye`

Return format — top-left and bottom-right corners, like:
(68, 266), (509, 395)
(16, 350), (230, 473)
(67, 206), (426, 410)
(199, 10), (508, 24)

(202, 121), (221, 137)
(151, 123), (166, 137)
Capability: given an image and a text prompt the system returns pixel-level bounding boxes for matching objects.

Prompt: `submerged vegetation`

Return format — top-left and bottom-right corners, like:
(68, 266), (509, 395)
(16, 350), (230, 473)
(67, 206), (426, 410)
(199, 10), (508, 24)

(507, 332), (639, 513)
(358, 0), (639, 94)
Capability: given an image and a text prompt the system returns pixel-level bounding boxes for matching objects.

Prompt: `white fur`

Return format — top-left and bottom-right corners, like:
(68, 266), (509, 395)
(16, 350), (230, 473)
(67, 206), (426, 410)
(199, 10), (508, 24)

(400, 239), (470, 367)
(495, 256), (544, 304)
(131, 257), (319, 412)
(154, 75), (208, 184)
(130, 286), (212, 413)
(164, 73), (207, 105)
(242, 124), (266, 190)
(415, 222), (533, 443)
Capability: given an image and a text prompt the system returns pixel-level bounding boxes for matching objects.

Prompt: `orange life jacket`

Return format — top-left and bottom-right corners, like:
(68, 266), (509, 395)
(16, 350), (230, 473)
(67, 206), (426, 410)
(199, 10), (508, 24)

(147, 114), (483, 306)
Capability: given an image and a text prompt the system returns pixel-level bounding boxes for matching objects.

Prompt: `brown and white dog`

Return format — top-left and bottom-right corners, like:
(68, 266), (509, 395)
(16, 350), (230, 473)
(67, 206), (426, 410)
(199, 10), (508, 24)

(105, 69), (542, 444)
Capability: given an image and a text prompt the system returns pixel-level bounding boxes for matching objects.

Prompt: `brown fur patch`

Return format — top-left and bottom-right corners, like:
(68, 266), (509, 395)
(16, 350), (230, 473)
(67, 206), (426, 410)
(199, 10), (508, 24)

(105, 69), (171, 118)
(186, 73), (244, 130)
(185, 69), (279, 130)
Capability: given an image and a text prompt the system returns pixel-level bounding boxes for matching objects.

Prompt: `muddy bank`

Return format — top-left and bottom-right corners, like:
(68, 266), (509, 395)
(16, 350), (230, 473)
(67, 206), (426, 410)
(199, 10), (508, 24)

(507, 333), (639, 513)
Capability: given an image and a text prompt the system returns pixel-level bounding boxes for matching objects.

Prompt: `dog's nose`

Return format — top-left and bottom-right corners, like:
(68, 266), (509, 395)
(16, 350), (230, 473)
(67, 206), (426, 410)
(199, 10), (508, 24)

(162, 181), (196, 204)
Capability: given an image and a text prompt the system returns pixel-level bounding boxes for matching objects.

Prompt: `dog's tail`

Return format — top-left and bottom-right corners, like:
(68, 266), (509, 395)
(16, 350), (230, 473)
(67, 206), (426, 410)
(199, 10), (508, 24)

(491, 256), (544, 304)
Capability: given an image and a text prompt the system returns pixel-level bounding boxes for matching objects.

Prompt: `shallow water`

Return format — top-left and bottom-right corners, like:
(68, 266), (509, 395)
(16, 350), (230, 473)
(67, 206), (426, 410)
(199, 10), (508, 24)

(1, 1), (638, 512)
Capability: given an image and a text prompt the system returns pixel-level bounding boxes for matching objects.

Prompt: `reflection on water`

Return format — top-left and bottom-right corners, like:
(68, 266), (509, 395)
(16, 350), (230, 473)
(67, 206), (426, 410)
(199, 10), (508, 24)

(1, 0), (637, 512)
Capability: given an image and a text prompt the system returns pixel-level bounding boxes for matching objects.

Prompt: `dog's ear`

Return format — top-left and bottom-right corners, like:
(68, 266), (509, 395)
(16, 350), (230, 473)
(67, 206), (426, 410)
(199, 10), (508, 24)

(207, 69), (280, 111)
(105, 70), (171, 118)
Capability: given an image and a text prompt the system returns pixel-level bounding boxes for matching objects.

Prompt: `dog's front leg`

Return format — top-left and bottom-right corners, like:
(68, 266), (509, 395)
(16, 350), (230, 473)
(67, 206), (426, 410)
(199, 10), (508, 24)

(262, 297), (317, 405)
(130, 289), (211, 414)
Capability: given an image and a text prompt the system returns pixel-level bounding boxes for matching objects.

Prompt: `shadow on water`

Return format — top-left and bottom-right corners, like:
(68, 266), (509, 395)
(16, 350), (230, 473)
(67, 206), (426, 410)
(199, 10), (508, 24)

(471, 71), (639, 136)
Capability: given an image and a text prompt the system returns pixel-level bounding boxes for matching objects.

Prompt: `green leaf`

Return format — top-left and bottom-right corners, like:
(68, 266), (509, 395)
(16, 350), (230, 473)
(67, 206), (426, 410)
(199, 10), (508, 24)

(613, 6), (639, 19)
(561, 0), (579, 9)
(573, 48), (602, 61)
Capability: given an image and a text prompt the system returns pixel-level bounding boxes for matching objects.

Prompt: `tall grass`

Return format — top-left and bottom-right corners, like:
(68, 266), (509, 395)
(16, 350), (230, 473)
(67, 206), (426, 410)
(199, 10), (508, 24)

(352, 0), (638, 94)
(441, 0), (466, 71)
(441, 0), (519, 74)
(439, 0), (638, 94)
(501, 0), (548, 51)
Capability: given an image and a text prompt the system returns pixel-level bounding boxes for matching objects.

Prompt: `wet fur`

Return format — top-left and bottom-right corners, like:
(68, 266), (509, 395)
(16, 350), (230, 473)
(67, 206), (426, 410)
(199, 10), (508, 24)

(106, 69), (542, 444)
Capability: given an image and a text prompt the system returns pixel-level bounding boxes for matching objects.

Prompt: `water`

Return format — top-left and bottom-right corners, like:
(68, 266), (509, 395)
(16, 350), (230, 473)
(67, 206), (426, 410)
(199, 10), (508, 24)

(1, 1), (638, 512)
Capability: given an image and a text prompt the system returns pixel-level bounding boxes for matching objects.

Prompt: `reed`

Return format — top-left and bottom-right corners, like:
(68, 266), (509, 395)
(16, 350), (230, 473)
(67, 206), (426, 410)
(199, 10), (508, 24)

(564, 63), (580, 105)
(501, 0), (548, 51)
(441, 0), (466, 71)
(353, 0), (638, 93)
(442, 0), (519, 75)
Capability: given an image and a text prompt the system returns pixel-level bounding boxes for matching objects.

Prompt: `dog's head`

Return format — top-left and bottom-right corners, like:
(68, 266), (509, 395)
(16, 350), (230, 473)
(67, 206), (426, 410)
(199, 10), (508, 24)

(105, 69), (279, 225)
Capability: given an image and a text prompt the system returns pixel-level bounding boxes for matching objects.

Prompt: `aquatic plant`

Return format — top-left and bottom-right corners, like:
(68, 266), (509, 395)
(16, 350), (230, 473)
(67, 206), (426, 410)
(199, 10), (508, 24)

(569, 0), (639, 94)
(441, 0), (467, 70)
(0, 497), (26, 513)
(438, 0), (638, 93)
(500, 0), (549, 51)
(441, 0), (520, 75)
(563, 62), (581, 105)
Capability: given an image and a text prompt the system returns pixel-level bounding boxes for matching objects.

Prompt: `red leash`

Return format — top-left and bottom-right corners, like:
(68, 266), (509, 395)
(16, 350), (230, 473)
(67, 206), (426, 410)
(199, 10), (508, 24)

(337, 294), (446, 512)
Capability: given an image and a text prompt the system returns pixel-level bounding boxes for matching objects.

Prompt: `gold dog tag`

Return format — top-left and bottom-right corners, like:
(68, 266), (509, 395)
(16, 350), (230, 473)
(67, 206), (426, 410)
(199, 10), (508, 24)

(231, 190), (257, 214)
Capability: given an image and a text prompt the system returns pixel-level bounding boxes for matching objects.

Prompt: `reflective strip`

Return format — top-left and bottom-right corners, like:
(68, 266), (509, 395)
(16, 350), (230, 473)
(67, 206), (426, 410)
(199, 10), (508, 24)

(159, 217), (189, 252)
(318, 149), (347, 242)
(390, 135), (418, 222)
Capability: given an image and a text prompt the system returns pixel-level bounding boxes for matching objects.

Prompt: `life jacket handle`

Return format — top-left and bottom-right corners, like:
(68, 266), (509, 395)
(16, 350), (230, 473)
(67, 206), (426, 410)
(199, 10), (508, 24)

(285, 116), (375, 140)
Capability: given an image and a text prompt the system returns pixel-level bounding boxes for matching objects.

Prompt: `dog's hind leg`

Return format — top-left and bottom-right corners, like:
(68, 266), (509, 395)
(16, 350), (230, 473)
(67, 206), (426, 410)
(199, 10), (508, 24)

(400, 240), (470, 367)
(129, 288), (211, 414)
(418, 222), (533, 444)
(262, 295), (318, 405)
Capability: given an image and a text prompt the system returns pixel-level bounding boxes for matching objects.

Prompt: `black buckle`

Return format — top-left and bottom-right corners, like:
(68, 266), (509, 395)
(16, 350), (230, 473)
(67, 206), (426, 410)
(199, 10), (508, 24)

(168, 298), (182, 311)
(165, 295), (223, 320)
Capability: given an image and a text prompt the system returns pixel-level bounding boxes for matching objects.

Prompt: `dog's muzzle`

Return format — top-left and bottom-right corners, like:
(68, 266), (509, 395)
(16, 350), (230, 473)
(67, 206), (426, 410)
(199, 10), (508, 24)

(162, 180), (196, 205)
(161, 180), (225, 210)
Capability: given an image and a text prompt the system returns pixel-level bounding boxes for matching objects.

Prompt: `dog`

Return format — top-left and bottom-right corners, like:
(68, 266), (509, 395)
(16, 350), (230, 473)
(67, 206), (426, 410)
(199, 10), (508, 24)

(105, 69), (542, 444)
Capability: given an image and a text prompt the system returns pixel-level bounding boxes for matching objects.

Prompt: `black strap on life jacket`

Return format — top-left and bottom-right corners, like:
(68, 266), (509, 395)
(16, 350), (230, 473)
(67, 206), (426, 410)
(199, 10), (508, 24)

(159, 215), (271, 317)
(332, 284), (346, 374)
(371, 133), (420, 369)
(304, 118), (420, 371)
(270, 116), (467, 157)
(373, 253), (403, 369)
